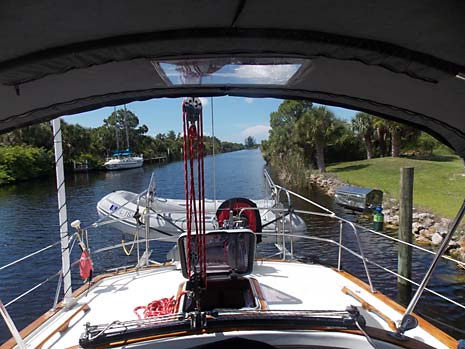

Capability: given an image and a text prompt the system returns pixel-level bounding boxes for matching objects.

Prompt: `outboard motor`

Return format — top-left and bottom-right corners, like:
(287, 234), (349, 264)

(216, 198), (262, 243)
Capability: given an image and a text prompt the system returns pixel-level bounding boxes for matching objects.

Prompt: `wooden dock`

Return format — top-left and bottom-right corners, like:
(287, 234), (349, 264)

(73, 160), (90, 172)
(144, 155), (167, 163)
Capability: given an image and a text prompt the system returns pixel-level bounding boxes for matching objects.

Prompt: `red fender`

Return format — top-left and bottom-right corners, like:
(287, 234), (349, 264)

(79, 250), (93, 281)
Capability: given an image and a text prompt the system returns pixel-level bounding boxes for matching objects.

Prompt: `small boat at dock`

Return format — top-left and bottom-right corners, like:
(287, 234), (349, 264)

(103, 150), (144, 170)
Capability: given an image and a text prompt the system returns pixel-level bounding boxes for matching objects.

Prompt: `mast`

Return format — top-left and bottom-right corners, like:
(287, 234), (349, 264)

(114, 107), (120, 150)
(51, 118), (74, 307)
(124, 105), (130, 150)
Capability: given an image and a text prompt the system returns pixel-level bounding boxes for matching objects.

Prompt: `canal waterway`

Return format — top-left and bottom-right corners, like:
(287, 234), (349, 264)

(0, 149), (464, 342)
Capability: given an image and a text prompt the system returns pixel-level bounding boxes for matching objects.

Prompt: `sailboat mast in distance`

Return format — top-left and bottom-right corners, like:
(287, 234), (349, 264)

(114, 106), (120, 150)
(124, 105), (130, 150)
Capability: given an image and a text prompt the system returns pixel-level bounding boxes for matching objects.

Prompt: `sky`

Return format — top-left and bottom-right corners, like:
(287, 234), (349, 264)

(63, 97), (358, 144)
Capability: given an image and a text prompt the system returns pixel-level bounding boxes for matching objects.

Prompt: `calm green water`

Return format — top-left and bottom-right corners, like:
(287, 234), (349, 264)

(0, 149), (464, 342)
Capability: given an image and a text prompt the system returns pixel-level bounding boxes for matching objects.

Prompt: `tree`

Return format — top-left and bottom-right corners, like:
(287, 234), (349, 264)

(267, 100), (313, 161)
(384, 120), (402, 157)
(382, 120), (418, 157)
(61, 122), (92, 160)
(416, 132), (440, 156)
(244, 136), (257, 149)
(299, 106), (335, 173)
(0, 123), (52, 148)
(103, 108), (148, 153)
(264, 100), (341, 173)
(325, 120), (365, 163)
(352, 112), (375, 159)
(372, 117), (389, 157)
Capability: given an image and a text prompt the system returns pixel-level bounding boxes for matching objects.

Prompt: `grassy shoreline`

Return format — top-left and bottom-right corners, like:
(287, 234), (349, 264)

(325, 156), (465, 219)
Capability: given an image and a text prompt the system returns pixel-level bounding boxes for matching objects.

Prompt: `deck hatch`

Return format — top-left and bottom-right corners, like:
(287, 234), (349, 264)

(178, 229), (256, 279)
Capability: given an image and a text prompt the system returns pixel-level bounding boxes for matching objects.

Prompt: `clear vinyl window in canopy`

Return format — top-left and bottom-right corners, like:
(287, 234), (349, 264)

(153, 57), (307, 86)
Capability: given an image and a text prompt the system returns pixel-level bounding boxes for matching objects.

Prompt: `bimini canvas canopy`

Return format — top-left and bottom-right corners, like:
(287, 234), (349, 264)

(1, 1), (464, 156)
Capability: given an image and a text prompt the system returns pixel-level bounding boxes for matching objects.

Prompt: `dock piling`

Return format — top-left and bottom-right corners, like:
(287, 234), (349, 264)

(398, 167), (414, 304)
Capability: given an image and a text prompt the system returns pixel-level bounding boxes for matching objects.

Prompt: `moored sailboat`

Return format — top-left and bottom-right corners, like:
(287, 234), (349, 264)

(104, 107), (144, 170)
(103, 149), (144, 170)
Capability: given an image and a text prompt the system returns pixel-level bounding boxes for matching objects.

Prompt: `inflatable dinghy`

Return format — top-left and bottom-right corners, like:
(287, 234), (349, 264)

(97, 190), (307, 242)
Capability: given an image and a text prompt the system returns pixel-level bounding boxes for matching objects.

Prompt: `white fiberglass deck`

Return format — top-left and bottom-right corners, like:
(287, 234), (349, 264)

(8, 261), (452, 349)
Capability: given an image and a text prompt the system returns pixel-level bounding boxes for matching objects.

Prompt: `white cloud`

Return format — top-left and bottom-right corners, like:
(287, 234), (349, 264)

(240, 124), (271, 142)
(244, 97), (254, 104)
(233, 64), (298, 84)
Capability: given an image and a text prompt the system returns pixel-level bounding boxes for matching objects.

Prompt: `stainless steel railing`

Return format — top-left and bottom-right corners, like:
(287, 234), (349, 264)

(2, 171), (465, 341)
(262, 169), (374, 291)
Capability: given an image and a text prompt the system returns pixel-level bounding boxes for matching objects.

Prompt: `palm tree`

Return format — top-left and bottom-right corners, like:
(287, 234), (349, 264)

(383, 120), (403, 157)
(372, 117), (389, 157)
(352, 112), (375, 159)
(296, 106), (335, 173)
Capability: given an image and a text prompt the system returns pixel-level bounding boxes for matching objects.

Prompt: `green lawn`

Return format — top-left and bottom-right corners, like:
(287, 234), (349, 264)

(326, 156), (465, 218)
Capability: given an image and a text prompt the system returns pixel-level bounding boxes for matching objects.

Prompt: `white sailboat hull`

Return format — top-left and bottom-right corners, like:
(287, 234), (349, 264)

(104, 157), (144, 170)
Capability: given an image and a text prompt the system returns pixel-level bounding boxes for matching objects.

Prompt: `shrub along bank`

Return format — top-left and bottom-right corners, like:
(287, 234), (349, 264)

(0, 145), (53, 185)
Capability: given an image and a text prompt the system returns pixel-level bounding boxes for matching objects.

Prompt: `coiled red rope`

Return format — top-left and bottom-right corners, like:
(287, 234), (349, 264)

(134, 291), (190, 319)
(134, 296), (175, 319)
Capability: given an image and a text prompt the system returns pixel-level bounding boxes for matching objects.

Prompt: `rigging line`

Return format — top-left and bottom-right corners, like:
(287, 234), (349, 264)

(197, 110), (203, 276)
(0, 240), (61, 271)
(183, 104), (191, 276)
(87, 188), (147, 229)
(148, 207), (185, 232)
(365, 258), (465, 310)
(5, 270), (61, 307)
(354, 318), (380, 349)
(211, 96), (216, 211)
(189, 122), (199, 269)
(200, 104), (207, 281)
(354, 222), (465, 268)
(122, 229), (139, 256)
